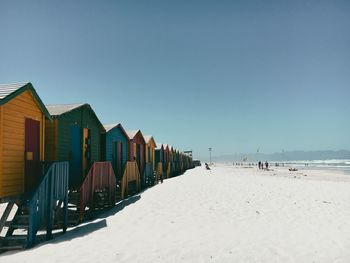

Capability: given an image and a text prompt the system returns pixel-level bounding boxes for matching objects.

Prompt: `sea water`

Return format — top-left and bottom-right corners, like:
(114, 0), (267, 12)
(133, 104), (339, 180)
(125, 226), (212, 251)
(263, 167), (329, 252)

(277, 159), (350, 174)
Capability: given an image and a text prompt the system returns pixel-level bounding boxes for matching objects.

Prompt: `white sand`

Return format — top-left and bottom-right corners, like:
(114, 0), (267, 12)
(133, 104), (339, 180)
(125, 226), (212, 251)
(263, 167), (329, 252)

(2, 164), (350, 262)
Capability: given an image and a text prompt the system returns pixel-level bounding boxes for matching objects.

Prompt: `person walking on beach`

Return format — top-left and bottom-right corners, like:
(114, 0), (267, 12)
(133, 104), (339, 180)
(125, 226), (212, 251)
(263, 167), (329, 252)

(265, 161), (269, 170)
(258, 161), (261, 169)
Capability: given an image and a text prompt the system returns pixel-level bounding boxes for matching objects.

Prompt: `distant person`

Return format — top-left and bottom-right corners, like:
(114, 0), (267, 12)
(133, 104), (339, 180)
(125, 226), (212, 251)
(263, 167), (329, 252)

(258, 161), (261, 169)
(265, 161), (269, 170)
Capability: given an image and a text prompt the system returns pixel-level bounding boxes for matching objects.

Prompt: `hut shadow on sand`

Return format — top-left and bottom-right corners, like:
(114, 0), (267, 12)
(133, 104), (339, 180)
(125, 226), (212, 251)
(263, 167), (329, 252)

(95, 194), (141, 219)
(4, 195), (142, 255)
(55, 195), (141, 242)
(51, 219), (108, 244)
(2, 219), (108, 256)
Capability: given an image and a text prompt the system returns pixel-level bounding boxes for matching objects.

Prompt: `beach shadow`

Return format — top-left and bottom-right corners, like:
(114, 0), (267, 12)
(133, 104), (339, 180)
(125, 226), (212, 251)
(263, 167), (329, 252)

(52, 195), (141, 243)
(1, 219), (108, 255)
(1, 195), (142, 255)
(94, 194), (141, 219)
(51, 219), (107, 243)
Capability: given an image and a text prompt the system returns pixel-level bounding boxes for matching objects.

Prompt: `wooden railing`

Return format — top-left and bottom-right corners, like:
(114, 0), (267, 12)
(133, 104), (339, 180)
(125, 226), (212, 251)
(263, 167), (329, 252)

(166, 163), (171, 178)
(144, 163), (154, 187)
(27, 162), (69, 247)
(120, 161), (140, 199)
(156, 162), (164, 182)
(79, 162), (116, 220)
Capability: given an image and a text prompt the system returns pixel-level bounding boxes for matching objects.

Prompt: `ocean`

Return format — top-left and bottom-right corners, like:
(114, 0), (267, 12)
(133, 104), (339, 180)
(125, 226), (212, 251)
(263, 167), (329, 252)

(228, 159), (350, 174)
(274, 159), (350, 174)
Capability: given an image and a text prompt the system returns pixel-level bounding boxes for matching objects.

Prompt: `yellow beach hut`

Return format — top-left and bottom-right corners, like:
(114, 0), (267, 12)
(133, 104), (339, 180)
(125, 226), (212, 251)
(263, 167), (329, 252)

(0, 82), (51, 199)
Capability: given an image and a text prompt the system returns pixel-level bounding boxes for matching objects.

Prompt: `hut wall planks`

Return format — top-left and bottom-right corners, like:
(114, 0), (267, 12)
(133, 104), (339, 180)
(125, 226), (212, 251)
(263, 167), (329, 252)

(0, 91), (45, 197)
(105, 125), (129, 176)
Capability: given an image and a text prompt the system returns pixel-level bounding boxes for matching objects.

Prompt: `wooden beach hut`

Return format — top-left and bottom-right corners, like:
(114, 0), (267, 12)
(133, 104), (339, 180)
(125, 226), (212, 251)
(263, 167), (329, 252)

(168, 145), (174, 178)
(0, 83), (69, 251)
(0, 82), (50, 198)
(103, 123), (129, 178)
(144, 135), (156, 186)
(179, 152), (184, 173)
(182, 152), (194, 170)
(173, 149), (180, 176)
(44, 103), (105, 188)
(126, 130), (146, 189)
(44, 104), (116, 223)
(178, 150), (182, 174)
(103, 123), (133, 199)
(155, 143), (165, 182)
(162, 144), (171, 179)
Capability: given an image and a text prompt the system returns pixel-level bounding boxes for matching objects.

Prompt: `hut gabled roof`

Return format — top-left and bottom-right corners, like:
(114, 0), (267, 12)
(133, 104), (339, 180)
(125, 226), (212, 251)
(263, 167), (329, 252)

(126, 130), (146, 144)
(46, 103), (105, 132)
(156, 143), (164, 150)
(0, 82), (51, 119)
(126, 130), (138, 139)
(103, 123), (130, 139)
(45, 103), (85, 116)
(144, 135), (156, 147)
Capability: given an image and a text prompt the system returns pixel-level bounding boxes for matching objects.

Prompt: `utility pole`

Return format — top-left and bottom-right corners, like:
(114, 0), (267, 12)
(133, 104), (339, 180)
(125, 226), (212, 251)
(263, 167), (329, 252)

(208, 147), (212, 164)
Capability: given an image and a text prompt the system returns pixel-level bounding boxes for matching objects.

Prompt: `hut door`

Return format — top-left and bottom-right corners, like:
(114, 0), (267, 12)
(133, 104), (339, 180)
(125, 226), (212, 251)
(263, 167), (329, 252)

(83, 128), (91, 176)
(24, 118), (40, 192)
(148, 146), (151, 164)
(136, 144), (141, 174)
(112, 141), (117, 175)
(70, 125), (82, 188)
(112, 141), (122, 178)
(117, 142), (122, 177)
(140, 144), (144, 173)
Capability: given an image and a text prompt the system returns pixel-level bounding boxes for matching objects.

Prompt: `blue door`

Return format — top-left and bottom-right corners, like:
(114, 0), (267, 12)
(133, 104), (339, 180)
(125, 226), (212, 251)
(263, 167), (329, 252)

(70, 125), (82, 188)
(112, 141), (118, 177)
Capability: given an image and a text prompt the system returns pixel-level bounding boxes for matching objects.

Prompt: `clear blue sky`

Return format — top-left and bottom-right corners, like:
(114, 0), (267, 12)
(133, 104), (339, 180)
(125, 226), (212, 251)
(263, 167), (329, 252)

(1, 0), (349, 159)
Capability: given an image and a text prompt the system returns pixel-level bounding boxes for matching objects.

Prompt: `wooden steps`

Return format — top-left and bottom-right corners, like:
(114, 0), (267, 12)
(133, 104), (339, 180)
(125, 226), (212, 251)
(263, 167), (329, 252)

(1, 162), (69, 253)
(0, 244), (26, 251)
(3, 235), (27, 241)
(0, 204), (30, 252)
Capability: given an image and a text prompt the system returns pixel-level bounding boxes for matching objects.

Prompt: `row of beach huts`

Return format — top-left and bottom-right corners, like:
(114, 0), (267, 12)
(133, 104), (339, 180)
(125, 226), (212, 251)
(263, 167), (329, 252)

(0, 82), (194, 252)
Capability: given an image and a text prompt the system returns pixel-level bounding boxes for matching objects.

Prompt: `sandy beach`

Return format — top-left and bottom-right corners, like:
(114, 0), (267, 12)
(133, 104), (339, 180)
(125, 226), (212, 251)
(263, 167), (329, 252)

(1, 164), (350, 263)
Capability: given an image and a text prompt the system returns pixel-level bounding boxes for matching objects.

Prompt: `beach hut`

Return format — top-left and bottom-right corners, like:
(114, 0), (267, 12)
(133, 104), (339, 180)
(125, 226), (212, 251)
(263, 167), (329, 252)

(103, 123), (130, 198)
(144, 135), (157, 186)
(0, 83), (69, 251)
(162, 144), (168, 175)
(182, 152), (194, 170)
(177, 151), (181, 173)
(0, 82), (50, 198)
(155, 143), (165, 182)
(45, 103), (105, 188)
(179, 152), (184, 173)
(44, 104), (117, 222)
(173, 149), (180, 176)
(168, 145), (174, 178)
(103, 124), (129, 178)
(126, 130), (146, 189)
(173, 148), (179, 176)
(162, 144), (171, 179)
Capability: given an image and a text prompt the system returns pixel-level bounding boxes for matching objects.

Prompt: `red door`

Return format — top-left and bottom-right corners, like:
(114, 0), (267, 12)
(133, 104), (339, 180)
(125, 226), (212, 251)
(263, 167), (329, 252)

(117, 142), (122, 178)
(25, 118), (41, 192)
